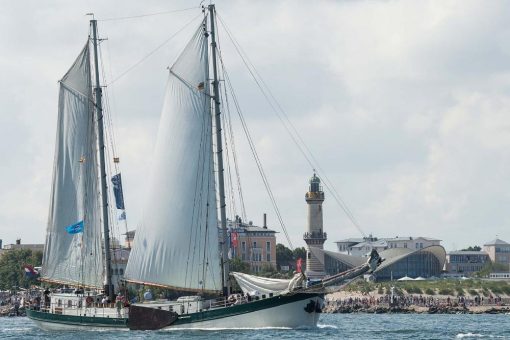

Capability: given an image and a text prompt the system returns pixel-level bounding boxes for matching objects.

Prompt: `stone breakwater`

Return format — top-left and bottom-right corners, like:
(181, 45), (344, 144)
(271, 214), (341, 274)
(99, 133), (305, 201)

(324, 292), (510, 314)
(323, 304), (510, 314)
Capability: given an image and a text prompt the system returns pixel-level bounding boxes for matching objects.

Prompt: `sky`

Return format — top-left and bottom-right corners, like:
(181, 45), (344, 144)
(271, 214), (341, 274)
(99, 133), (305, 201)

(1, 0), (510, 252)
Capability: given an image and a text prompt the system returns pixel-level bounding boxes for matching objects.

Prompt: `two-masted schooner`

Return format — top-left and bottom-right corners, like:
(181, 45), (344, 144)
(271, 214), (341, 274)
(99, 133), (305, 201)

(27, 5), (382, 331)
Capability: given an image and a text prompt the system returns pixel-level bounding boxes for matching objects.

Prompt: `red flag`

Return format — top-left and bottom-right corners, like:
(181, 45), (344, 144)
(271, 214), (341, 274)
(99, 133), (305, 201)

(296, 258), (303, 273)
(231, 232), (238, 248)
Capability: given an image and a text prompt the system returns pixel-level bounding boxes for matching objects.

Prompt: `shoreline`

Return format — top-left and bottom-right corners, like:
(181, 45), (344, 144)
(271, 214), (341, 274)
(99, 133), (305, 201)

(324, 289), (510, 314)
(323, 303), (510, 314)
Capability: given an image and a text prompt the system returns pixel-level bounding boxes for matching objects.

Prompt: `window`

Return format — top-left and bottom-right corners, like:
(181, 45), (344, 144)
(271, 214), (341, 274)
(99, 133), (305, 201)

(266, 242), (271, 262)
(253, 241), (257, 248)
(242, 241), (246, 260)
(404, 243), (407, 248)
(307, 252), (311, 259)
(67, 300), (72, 308)
(120, 268), (124, 275)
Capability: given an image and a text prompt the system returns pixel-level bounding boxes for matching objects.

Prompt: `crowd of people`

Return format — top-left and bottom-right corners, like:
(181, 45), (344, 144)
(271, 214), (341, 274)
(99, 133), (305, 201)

(326, 293), (509, 310)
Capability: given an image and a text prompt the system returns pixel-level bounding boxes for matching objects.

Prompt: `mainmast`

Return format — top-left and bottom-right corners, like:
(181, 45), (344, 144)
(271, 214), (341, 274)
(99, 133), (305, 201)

(90, 19), (114, 300)
(208, 4), (230, 296)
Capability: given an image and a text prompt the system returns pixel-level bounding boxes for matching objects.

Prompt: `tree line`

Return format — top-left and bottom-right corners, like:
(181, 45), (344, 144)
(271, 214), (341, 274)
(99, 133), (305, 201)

(0, 249), (42, 291)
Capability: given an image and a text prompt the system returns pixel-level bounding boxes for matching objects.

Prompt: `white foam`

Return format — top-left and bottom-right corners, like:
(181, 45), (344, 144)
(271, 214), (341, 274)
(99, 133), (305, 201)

(317, 324), (338, 329)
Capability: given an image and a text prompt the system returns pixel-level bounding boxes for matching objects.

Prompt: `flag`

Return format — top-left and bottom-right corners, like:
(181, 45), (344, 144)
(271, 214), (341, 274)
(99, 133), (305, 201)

(296, 258), (303, 273)
(65, 220), (84, 234)
(119, 211), (126, 220)
(23, 265), (39, 278)
(111, 173), (125, 210)
(231, 231), (238, 248)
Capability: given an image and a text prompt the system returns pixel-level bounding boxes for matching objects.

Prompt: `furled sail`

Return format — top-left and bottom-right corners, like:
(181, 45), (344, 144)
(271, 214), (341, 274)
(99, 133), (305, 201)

(124, 20), (222, 292)
(232, 272), (305, 295)
(41, 43), (104, 288)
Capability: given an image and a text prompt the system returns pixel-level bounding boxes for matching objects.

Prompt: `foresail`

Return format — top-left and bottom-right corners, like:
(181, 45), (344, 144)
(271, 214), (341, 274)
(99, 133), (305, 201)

(125, 19), (222, 292)
(41, 42), (104, 288)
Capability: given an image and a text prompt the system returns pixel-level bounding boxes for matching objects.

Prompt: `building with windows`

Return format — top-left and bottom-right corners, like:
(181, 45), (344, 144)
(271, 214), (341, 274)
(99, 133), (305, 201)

(227, 216), (277, 273)
(335, 235), (441, 256)
(0, 239), (44, 258)
(483, 239), (510, 265)
(309, 243), (446, 281)
(446, 251), (491, 276)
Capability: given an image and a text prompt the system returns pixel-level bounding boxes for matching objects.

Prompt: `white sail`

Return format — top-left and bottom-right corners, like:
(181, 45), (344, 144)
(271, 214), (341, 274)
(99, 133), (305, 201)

(125, 20), (222, 292)
(41, 43), (104, 288)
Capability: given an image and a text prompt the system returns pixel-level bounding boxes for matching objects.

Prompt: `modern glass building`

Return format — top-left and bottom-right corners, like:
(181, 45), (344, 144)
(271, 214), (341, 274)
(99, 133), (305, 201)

(310, 245), (446, 281)
(374, 246), (446, 280)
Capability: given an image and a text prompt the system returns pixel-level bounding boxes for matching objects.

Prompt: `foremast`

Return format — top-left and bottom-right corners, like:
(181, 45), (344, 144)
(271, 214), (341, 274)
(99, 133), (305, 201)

(208, 4), (230, 296)
(90, 19), (114, 300)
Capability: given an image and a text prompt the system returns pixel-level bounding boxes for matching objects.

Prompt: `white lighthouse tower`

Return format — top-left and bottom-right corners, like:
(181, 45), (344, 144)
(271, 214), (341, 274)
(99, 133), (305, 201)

(304, 173), (327, 279)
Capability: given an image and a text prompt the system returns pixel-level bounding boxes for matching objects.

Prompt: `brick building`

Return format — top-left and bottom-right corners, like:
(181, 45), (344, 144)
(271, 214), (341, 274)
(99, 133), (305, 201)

(227, 216), (277, 273)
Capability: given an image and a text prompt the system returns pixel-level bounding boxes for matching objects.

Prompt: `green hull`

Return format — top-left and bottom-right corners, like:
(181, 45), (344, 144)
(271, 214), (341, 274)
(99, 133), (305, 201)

(173, 292), (322, 326)
(26, 309), (128, 328)
(28, 292), (322, 329)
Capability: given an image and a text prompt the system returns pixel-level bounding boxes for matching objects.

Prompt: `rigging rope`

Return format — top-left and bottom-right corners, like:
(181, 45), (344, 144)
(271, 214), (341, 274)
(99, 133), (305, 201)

(217, 14), (367, 238)
(98, 7), (199, 22)
(106, 13), (203, 86)
(218, 58), (294, 250)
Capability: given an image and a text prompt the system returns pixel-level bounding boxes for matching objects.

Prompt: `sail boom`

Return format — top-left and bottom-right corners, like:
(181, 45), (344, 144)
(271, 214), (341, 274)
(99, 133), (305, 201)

(123, 278), (221, 295)
(39, 277), (103, 290)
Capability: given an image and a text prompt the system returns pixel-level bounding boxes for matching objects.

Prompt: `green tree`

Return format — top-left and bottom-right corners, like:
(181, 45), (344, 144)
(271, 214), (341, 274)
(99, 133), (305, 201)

(292, 247), (307, 261)
(476, 262), (509, 277)
(230, 257), (250, 274)
(0, 249), (43, 290)
(276, 243), (293, 268)
(461, 246), (481, 251)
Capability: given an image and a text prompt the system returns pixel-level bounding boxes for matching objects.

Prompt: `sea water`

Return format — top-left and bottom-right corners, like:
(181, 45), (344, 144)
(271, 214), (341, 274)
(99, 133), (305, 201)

(1, 313), (509, 339)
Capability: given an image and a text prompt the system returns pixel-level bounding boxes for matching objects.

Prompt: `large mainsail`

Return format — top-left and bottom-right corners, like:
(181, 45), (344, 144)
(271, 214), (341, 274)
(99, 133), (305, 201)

(41, 43), (104, 288)
(124, 20), (221, 292)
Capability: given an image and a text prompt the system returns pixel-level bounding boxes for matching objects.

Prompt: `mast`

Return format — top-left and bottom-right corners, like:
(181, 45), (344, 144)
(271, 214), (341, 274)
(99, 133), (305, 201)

(90, 19), (114, 300)
(208, 4), (230, 296)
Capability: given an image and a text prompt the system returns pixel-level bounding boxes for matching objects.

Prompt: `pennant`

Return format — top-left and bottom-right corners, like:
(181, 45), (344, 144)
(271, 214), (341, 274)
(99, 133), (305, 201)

(111, 173), (125, 209)
(65, 220), (84, 234)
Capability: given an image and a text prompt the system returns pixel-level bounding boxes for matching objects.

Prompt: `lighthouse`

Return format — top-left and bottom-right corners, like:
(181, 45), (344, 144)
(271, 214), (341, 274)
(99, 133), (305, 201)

(303, 173), (327, 279)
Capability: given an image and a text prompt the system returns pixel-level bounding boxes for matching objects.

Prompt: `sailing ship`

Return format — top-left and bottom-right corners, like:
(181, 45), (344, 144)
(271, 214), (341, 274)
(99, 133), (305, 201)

(121, 5), (382, 330)
(26, 19), (129, 330)
(28, 5), (383, 331)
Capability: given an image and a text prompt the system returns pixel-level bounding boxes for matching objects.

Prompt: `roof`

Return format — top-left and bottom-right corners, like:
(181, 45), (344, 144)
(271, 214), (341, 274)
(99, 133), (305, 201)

(311, 245), (447, 274)
(484, 238), (509, 246)
(335, 238), (365, 244)
(243, 226), (277, 233)
(350, 240), (387, 249)
(447, 251), (489, 256)
(309, 247), (365, 268)
(383, 236), (441, 242)
(375, 245), (447, 273)
(337, 236), (441, 244)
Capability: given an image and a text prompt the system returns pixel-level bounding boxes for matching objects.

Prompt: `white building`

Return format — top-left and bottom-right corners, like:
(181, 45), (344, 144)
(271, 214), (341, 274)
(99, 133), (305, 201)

(335, 236), (441, 257)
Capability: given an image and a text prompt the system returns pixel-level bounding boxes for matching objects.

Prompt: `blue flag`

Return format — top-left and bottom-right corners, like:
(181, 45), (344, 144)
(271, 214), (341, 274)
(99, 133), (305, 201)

(65, 220), (84, 234)
(111, 173), (125, 210)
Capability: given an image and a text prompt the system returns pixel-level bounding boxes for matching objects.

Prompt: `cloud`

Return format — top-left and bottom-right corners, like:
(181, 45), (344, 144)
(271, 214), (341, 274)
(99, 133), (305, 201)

(1, 0), (510, 253)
